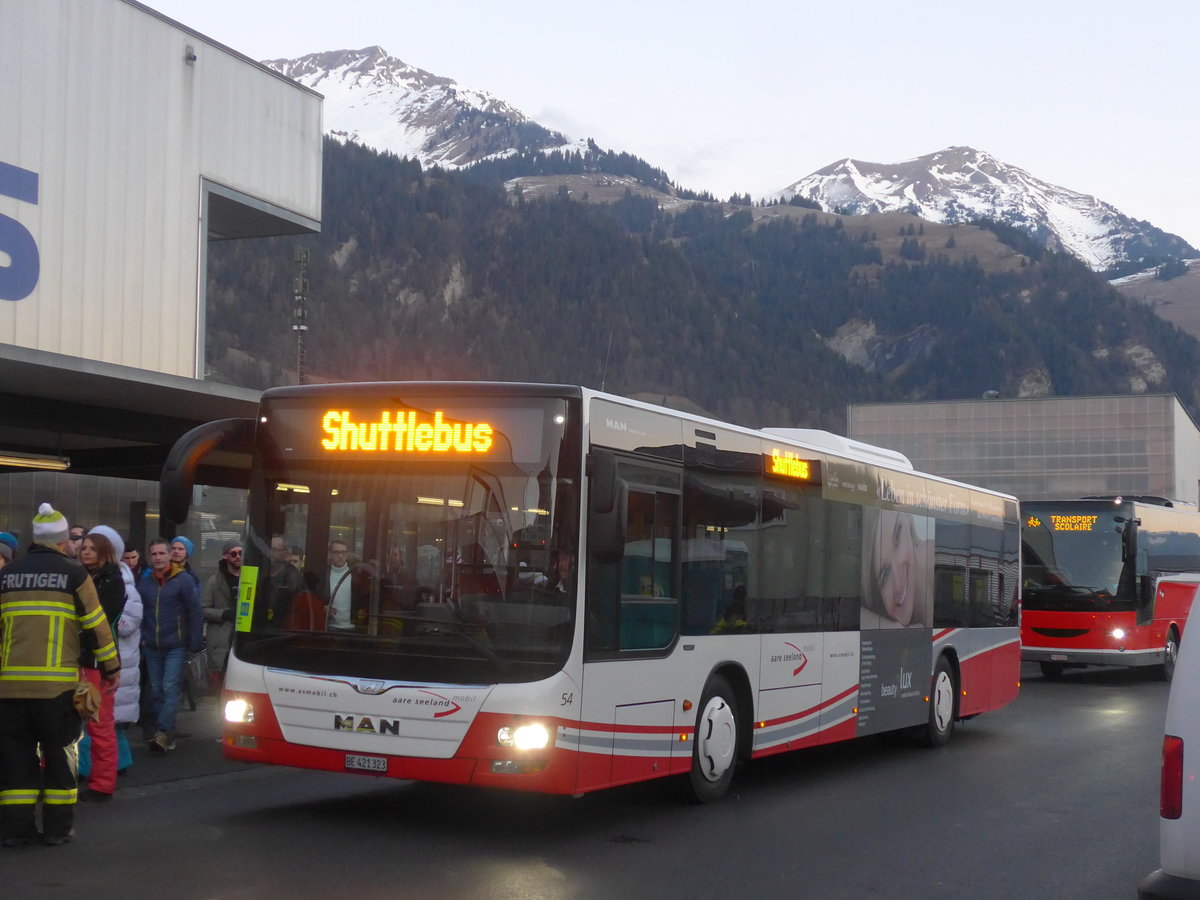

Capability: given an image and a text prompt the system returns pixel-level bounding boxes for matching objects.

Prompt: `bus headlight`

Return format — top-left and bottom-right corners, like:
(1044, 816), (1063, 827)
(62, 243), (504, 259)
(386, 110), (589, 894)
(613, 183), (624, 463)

(1111, 627), (1127, 641)
(225, 697), (255, 724)
(498, 723), (552, 751)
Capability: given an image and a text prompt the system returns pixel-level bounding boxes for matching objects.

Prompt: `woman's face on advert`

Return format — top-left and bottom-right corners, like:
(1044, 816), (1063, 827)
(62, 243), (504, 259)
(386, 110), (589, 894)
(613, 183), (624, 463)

(874, 509), (917, 625)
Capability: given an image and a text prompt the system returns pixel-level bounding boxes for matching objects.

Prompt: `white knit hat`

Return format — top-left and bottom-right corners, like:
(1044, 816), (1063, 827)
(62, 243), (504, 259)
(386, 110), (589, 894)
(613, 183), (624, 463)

(88, 524), (125, 561)
(32, 502), (69, 545)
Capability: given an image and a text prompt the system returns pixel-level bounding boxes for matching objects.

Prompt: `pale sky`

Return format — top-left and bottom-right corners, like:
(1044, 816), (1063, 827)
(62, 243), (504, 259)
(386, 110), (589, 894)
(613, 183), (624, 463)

(147, 0), (1200, 249)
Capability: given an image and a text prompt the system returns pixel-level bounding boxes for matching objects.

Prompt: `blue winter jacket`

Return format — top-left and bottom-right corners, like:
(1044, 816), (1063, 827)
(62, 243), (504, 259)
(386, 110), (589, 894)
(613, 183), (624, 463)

(139, 563), (204, 653)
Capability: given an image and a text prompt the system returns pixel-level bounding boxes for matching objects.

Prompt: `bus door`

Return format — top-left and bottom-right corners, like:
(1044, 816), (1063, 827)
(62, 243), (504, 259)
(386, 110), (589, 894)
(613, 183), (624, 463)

(581, 459), (685, 789)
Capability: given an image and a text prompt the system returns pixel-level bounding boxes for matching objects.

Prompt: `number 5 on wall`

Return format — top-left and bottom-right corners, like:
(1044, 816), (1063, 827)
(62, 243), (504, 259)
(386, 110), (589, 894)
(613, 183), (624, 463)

(0, 161), (40, 302)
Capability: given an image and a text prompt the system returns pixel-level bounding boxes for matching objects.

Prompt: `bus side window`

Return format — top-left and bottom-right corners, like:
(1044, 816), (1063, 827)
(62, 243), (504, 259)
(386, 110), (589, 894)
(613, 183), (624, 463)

(681, 469), (758, 636)
(933, 517), (970, 628)
(618, 490), (678, 651)
(935, 565), (968, 628)
(969, 524), (1004, 626)
(585, 469), (680, 655)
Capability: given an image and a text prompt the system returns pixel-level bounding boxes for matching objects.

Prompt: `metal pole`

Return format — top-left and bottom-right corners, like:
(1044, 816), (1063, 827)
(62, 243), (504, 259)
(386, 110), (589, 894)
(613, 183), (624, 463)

(292, 248), (309, 385)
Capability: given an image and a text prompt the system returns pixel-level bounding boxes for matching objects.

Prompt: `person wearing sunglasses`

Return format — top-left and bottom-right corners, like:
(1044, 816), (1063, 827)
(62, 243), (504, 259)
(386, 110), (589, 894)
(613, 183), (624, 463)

(68, 525), (87, 558)
(201, 539), (242, 687)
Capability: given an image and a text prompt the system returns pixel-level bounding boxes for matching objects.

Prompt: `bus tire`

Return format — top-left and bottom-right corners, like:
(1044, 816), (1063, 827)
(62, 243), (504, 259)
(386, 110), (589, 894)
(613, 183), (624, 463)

(1161, 627), (1180, 682)
(689, 674), (739, 803)
(921, 657), (956, 748)
(1039, 661), (1064, 680)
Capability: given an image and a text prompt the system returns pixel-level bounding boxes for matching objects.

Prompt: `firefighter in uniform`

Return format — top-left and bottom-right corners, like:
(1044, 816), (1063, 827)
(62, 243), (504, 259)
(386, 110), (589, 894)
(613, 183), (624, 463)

(0, 503), (119, 847)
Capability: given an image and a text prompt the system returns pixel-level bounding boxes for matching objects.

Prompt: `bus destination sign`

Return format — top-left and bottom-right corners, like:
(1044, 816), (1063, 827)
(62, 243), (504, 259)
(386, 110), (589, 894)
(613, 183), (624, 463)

(1028, 513), (1099, 532)
(764, 449), (821, 483)
(321, 409), (495, 455)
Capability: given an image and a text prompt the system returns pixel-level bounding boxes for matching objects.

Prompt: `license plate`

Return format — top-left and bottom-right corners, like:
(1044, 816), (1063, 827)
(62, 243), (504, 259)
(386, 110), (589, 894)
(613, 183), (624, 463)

(1050, 654), (1068, 661)
(345, 753), (388, 773)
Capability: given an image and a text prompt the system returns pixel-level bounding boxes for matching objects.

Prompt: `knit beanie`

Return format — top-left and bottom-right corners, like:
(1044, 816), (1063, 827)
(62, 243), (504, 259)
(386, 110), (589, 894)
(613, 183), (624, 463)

(88, 525), (125, 561)
(0, 532), (16, 555)
(32, 502), (69, 546)
(172, 535), (194, 557)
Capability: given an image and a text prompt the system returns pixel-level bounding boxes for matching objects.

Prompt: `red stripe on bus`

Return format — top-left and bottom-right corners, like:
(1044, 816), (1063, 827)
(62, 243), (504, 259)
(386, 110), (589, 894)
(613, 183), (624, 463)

(757, 683), (858, 728)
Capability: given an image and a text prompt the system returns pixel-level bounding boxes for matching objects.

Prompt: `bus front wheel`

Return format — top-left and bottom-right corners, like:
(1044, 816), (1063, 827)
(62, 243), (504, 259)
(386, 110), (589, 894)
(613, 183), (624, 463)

(689, 674), (739, 803)
(1039, 661), (1065, 680)
(921, 657), (957, 748)
(1161, 628), (1180, 682)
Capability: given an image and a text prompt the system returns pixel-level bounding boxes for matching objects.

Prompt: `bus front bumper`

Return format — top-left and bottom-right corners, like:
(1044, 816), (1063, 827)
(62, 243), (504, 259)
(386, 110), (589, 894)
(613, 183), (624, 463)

(1021, 646), (1162, 667)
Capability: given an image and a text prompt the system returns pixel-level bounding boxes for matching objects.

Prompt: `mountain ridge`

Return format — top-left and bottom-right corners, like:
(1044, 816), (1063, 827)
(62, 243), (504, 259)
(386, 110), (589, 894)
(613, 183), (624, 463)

(265, 46), (580, 168)
(204, 139), (1200, 433)
(779, 146), (1197, 272)
(263, 49), (1196, 274)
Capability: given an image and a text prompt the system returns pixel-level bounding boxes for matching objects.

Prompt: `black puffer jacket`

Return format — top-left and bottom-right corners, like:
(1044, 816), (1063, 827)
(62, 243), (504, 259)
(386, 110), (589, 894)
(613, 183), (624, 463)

(80, 562), (126, 668)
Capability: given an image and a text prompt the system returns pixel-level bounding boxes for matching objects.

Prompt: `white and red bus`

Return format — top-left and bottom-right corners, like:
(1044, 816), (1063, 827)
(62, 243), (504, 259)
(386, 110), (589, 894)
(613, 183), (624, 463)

(164, 382), (1021, 801)
(1020, 497), (1200, 681)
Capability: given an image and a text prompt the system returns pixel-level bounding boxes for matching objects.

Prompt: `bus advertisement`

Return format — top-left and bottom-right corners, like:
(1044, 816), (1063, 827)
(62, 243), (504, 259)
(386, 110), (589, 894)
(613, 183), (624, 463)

(164, 382), (1021, 801)
(1020, 497), (1200, 680)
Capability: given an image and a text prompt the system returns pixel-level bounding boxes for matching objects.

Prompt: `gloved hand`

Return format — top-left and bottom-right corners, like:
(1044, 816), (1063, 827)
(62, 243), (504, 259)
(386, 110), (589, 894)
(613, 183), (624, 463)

(221, 608), (235, 623)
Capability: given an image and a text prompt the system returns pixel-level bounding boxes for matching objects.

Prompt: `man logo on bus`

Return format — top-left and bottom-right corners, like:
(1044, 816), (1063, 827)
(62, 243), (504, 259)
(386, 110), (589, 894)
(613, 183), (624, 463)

(333, 715), (402, 735)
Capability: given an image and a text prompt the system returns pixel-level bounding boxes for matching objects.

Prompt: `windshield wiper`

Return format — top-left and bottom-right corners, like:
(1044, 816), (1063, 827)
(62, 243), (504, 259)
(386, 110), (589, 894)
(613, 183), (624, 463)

(1026, 584), (1099, 594)
(240, 632), (304, 649)
(392, 612), (510, 671)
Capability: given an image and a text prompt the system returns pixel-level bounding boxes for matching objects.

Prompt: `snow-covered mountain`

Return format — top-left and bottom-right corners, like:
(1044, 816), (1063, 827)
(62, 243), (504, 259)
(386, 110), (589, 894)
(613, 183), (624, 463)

(263, 52), (1193, 275)
(264, 47), (582, 168)
(779, 146), (1197, 272)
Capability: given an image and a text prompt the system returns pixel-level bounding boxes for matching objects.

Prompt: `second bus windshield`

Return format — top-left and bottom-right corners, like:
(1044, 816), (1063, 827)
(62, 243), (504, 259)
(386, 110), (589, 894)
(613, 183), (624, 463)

(1021, 503), (1132, 610)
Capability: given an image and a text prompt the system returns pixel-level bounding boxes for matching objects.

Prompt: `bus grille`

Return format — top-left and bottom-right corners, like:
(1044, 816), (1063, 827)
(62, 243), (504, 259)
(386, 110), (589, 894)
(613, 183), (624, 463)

(1031, 627), (1089, 638)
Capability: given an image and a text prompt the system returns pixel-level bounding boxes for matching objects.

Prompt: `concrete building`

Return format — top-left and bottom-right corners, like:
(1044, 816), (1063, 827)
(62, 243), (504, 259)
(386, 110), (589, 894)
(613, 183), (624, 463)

(0, 0), (322, 564)
(846, 394), (1200, 505)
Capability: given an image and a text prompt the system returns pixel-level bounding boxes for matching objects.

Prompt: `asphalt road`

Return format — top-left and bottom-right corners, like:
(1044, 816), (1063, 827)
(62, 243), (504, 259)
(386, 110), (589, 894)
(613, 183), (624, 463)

(3, 662), (1170, 899)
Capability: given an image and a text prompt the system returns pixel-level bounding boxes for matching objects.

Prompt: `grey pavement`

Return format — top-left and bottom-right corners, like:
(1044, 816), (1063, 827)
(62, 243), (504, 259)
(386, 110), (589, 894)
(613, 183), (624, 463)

(94, 693), (264, 797)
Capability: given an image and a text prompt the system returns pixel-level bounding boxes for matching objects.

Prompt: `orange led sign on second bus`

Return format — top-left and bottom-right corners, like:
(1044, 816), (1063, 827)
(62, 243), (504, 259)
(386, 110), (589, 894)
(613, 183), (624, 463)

(1048, 514), (1098, 532)
(765, 449), (820, 482)
(321, 410), (494, 454)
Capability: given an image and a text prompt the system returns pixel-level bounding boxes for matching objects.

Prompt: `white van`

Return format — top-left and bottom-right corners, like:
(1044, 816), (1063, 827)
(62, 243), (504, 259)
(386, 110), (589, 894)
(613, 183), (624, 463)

(1139, 576), (1200, 898)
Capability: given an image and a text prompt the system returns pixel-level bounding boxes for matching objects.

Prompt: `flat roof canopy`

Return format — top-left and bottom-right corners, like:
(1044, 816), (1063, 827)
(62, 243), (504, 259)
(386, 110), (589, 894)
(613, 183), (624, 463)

(207, 181), (321, 241)
(0, 343), (260, 486)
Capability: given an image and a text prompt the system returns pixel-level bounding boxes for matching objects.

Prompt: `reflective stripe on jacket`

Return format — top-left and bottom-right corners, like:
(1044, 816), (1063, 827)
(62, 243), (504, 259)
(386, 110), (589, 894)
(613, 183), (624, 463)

(0, 542), (119, 699)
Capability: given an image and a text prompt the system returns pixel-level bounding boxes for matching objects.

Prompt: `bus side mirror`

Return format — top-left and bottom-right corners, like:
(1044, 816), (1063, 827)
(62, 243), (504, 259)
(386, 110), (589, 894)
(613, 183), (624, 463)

(587, 450), (626, 565)
(1137, 574), (1155, 624)
(160, 417), (256, 526)
(1115, 515), (1140, 563)
(1135, 548), (1149, 578)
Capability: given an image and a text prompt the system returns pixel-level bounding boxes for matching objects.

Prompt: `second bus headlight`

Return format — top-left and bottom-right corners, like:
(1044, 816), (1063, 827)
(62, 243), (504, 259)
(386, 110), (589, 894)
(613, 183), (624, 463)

(498, 723), (552, 750)
(1111, 627), (1127, 641)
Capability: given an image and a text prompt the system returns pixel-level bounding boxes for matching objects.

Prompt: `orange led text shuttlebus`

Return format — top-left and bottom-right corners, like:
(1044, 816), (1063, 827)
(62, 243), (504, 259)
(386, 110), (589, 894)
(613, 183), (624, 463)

(320, 410), (495, 454)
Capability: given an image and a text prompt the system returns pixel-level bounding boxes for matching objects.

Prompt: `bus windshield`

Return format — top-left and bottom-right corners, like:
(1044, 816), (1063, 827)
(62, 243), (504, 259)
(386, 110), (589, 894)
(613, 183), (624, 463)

(1021, 502), (1134, 611)
(236, 393), (582, 684)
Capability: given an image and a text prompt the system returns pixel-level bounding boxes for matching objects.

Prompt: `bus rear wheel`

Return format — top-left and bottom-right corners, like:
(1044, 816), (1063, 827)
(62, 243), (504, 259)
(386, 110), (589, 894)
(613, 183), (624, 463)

(1161, 628), (1180, 682)
(689, 674), (739, 803)
(921, 657), (956, 748)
